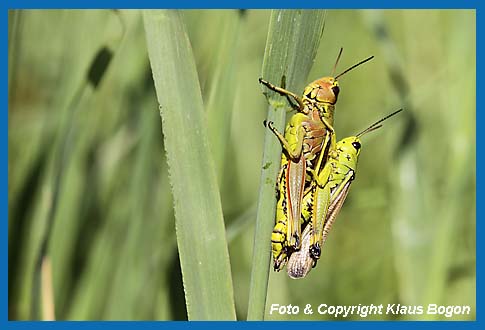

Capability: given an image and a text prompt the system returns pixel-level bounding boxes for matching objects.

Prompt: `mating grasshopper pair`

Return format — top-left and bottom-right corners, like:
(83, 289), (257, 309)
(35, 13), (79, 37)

(260, 49), (402, 278)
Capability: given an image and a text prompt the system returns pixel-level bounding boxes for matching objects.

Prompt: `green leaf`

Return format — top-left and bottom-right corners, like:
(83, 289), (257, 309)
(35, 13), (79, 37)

(247, 9), (326, 320)
(143, 10), (236, 320)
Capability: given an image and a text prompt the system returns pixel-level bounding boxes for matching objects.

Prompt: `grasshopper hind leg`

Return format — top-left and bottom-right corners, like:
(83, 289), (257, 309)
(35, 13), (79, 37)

(310, 243), (321, 260)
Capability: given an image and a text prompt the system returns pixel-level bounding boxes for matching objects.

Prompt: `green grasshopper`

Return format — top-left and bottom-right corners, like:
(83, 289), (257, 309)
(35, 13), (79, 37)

(263, 49), (374, 253)
(286, 109), (403, 279)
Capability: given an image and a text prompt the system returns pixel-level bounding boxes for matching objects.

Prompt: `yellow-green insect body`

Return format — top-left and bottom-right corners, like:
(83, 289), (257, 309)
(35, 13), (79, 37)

(271, 136), (355, 272)
(263, 51), (374, 252)
(286, 109), (403, 279)
(285, 137), (364, 279)
(306, 136), (361, 259)
(263, 76), (339, 251)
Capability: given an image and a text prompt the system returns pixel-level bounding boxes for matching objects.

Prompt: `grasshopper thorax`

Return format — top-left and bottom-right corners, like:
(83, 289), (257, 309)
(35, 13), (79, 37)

(303, 77), (340, 106)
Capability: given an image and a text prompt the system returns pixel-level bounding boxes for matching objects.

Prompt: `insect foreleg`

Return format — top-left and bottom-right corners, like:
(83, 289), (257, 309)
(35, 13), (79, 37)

(264, 121), (305, 161)
(259, 78), (306, 112)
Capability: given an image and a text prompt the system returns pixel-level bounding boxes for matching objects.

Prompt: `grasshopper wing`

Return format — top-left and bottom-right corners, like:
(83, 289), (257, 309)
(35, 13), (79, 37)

(286, 174), (354, 279)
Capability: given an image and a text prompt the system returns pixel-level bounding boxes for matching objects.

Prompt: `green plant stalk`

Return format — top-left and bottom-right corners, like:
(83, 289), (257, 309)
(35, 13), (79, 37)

(247, 9), (326, 320)
(143, 10), (236, 320)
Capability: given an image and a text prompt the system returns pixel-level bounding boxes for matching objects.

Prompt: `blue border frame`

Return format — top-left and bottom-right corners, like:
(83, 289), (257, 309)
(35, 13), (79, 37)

(2, 321), (483, 328)
(2, 0), (481, 9)
(5, 0), (480, 328)
(475, 3), (481, 327)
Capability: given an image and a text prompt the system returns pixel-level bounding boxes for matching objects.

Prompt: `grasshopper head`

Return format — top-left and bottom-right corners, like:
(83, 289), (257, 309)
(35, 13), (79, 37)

(335, 136), (362, 167)
(303, 77), (340, 105)
(301, 50), (374, 109)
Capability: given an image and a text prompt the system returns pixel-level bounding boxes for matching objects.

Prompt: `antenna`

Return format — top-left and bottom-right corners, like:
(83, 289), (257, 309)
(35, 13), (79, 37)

(356, 109), (403, 138)
(331, 47), (344, 77)
(335, 55), (374, 80)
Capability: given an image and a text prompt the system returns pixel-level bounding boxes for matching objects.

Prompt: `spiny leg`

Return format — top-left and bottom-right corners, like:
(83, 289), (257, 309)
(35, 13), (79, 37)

(259, 78), (305, 112)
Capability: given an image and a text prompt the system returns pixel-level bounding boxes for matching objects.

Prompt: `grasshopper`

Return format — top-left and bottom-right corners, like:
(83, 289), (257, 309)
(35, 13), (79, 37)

(263, 49), (374, 254)
(286, 109), (403, 279)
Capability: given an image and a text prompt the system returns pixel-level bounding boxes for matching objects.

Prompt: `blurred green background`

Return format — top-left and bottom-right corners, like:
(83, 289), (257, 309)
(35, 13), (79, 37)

(8, 9), (475, 320)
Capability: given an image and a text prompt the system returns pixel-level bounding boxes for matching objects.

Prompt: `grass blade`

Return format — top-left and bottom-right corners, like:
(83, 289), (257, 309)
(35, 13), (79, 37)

(143, 10), (236, 320)
(247, 9), (326, 320)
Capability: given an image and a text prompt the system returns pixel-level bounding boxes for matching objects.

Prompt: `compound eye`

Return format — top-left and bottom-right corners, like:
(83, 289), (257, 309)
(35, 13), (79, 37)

(352, 141), (361, 150)
(331, 85), (340, 97)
